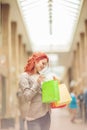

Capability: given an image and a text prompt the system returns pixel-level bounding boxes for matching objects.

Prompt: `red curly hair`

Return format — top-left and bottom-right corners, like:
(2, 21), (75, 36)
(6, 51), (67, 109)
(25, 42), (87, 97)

(24, 52), (49, 74)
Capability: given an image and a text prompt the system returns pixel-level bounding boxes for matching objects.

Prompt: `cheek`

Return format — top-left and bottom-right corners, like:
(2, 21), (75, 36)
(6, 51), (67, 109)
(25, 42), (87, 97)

(35, 63), (41, 70)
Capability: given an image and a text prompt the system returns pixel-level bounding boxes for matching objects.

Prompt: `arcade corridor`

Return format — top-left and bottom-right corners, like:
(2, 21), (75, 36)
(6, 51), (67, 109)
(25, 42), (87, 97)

(0, 0), (87, 130)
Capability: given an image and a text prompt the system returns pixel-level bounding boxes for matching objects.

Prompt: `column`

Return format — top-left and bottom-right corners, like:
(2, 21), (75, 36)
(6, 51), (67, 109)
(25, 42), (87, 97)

(80, 33), (85, 74)
(73, 50), (79, 81)
(85, 20), (87, 72)
(2, 4), (12, 116)
(77, 43), (80, 77)
(23, 43), (26, 67)
(77, 42), (82, 87)
(11, 22), (18, 116)
(0, 3), (2, 50)
(80, 33), (85, 88)
(84, 20), (87, 85)
(11, 22), (19, 79)
(18, 34), (23, 72)
(11, 22), (17, 70)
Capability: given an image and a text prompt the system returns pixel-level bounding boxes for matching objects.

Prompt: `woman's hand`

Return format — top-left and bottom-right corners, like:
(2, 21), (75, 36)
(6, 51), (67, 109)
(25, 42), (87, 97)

(37, 75), (45, 83)
(53, 76), (60, 84)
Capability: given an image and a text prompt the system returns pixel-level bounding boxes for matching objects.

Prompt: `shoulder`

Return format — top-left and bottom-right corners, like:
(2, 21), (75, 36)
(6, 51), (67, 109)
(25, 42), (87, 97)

(19, 72), (33, 84)
(19, 72), (30, 80)
(18, 72), (31, 88)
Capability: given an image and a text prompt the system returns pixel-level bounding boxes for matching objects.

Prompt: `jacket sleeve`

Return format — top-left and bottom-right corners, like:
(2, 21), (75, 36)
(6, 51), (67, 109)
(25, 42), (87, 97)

(17, 73), (41, 102)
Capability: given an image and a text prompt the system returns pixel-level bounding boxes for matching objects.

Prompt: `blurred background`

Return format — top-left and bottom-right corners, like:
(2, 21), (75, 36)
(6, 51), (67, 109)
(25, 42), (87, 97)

(0, 0), (87, 130)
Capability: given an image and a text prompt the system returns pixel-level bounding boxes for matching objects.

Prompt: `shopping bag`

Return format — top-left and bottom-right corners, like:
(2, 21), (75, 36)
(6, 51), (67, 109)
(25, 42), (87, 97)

(42, 80), (60, 103)
(51, 84), (72, 108)
(51, 103), (66, 108)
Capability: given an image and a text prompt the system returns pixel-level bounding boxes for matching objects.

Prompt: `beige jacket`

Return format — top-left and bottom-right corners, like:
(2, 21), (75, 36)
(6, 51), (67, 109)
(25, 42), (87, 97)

(17, 72), (50, 121)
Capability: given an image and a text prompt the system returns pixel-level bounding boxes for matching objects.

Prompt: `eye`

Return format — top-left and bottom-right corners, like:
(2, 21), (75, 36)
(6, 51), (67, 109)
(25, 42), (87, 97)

(43, 62), (47, 66)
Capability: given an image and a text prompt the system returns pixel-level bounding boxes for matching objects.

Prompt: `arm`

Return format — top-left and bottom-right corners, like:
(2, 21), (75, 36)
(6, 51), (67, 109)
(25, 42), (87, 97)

(17, 73), (41, 102)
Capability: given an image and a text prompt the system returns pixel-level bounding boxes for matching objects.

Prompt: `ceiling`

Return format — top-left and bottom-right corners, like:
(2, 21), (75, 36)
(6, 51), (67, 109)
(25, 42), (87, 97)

(17, 0), (83, 53)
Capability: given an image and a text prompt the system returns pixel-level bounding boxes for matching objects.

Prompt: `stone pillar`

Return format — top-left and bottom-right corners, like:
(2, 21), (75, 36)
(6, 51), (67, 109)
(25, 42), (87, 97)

(77, 42), (82, 87)
(85, 20), (87, 73)
(25, 50), (28, 62)
(84, 20), (87, 85)
(73, 50), (79, 81)
(80, 32), (86, 86)
(2, 4), (12, 116)
(23, 44), (26, 67)
(11, 22), (19, 78)
(80, 33), (85, 74)
(77, 42), (80, 77)
(76, 44), (80, 80)
(18, 35), (23, 72)
(15, 26), (19, 81)
(11, 22), (19, 116)
(21, 43), (25, 70)
(79, 41), (82, 77)
(72, 50), (76, 80)
(80, 33), (85, 88)
(0, 3), (2, 49)
(11, 22), (17, 70)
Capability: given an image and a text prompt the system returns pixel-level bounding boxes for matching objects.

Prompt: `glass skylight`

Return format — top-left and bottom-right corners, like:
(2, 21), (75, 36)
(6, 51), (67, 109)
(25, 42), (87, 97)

(18, 0), (83, 52)
(17, 0), (83, 78)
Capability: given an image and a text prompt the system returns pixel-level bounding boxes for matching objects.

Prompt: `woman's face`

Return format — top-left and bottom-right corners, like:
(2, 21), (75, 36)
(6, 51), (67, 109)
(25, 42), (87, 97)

(35, 58), (48, 73)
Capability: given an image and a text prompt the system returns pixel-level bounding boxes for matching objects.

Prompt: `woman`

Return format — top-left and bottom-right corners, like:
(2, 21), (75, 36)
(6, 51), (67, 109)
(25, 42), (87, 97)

(68, 88), (78, 123)
(17, 52), (53, 130)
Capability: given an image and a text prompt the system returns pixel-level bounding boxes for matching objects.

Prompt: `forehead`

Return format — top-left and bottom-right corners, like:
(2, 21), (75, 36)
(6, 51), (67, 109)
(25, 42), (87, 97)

(37, 58), (48, 63)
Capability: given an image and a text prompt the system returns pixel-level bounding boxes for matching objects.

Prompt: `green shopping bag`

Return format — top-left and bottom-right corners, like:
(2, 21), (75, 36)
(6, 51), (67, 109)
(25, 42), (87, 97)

(42, 80), (60, 103)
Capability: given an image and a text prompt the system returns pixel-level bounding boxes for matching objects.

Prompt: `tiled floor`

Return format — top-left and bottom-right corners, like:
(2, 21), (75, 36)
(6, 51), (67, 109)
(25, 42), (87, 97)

(50, 108), (86, 130)
(0, 108), (87, 130)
